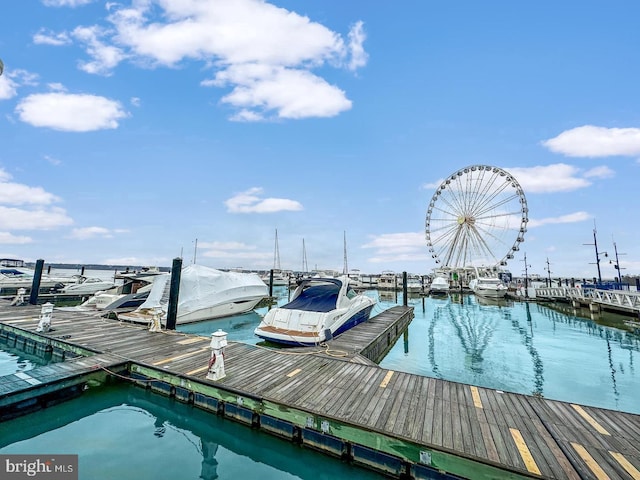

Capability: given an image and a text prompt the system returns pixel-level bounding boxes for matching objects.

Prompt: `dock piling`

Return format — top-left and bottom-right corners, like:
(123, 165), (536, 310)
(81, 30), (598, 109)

(402, 271), (408, 306)
(166, 257), (182, 330)
(269, 269), (274, 297)
(28, 259), (45, 305)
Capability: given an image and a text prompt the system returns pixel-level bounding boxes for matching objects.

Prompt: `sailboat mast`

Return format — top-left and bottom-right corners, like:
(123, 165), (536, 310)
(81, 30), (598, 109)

(193, 238), (198, 264)
(343, 231), (348, 275)
(302, 239), (308, 273)
(273, 229), (281, 270)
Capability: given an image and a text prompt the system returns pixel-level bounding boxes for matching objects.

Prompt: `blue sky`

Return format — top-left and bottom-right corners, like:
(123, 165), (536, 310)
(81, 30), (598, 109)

(1, 0), (639, 279)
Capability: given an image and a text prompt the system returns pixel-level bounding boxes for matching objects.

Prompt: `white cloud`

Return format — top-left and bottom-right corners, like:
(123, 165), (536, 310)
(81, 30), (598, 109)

(505, 164), (597, 193)
(0, 68), (38, 100)
(225, 187), (303, 213)
(103, 256), (169, 266)
(72, 25), (126, 75)
(0, 232), (33, 244)
(16, 92), (128, 131)
(583, 166), (614, 179)
(362, 232), (425, 251)
(423, 163), (608, 196)
(44, 155), (62, 166)
(33, 29), (72, 46)
(198, 240), (264, 262)
(43, 0), (94, 7)
(0, 169), (73, 232)
(421, 179), (444, 190)
(542, 126), (640, 158)
(69, 226), (116, 239)
(362, 232), (429, 264)
(0, 206), (73, 230)
(47, 83), (67, 92)
(216, 65), (351, 120)
(62, 0), (365, 120)
(527, 211), (591, 228)
(198, 241), (255, 250)
(0, 74), (18, 100)
(347, 21), (368, 71)
(0, 170), (61, 205)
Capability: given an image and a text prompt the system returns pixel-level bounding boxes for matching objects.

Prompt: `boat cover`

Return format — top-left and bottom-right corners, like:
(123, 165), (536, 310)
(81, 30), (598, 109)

(135, 264), (267, 316)
(283, 284), (340, 312)
(177, 265), (267, 316)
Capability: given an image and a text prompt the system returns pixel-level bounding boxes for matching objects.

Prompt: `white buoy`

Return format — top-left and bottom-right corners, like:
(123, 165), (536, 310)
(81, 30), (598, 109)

(206, 329), (228, 381)
(36, 302), (54, 333)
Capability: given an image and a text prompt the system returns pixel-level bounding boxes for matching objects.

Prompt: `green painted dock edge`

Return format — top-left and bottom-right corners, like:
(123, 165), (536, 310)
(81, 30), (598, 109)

(0, 322), (100, 359)
(0, 365), (126, 420)
(129, 363), (538, 480)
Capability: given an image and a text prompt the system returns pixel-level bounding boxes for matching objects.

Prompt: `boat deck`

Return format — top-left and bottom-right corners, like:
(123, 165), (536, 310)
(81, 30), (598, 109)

(1, 303), (639, 479)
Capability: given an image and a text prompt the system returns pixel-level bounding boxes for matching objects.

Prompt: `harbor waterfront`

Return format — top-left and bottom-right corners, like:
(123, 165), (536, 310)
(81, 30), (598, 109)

(1, 284), (640, 479)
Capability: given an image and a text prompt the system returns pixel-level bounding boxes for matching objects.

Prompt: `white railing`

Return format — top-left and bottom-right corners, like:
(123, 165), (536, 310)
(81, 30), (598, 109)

(534, 287), (640, 313)
(590, 289), (640, 312)
(534, 287), (584, 299)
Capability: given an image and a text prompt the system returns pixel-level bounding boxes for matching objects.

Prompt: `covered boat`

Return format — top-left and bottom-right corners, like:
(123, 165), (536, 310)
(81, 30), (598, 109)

(254, 276), (376, 346)
(429, 275), (450, 295)
(118, 264), (268, 325)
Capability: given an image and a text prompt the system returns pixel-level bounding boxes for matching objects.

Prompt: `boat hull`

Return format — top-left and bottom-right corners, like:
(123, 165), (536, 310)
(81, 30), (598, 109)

(177, 296), (264, 324)
(255, 304), (374, 346)
(472, 288), (508, 298)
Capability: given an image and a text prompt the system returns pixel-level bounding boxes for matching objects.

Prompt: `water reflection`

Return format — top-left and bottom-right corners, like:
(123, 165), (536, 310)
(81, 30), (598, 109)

(437, 296), (498, 374)
(0, 383), (380, 480)
(378, 293), (640, 414)
(0, 344), (51, 377)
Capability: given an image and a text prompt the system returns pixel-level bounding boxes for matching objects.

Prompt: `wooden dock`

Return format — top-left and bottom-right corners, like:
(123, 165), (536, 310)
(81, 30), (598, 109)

(1, 303), (640, 479)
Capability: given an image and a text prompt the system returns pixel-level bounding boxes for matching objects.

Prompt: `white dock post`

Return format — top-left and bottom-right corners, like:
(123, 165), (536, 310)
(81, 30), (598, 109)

(10, 287), (27, 306)
(35, 302), (54, 332)
(149, 307), (163, 332)
(206, 329), (228, 381)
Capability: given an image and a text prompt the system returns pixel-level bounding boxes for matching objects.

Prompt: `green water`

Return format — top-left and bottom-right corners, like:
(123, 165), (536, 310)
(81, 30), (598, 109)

(0, 383), (381, 480)
(0, 344), (50, 376)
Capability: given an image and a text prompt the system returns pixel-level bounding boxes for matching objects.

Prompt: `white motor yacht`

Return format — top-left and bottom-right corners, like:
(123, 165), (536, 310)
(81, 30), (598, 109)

(468, 268), (508, 298)
(254, 276), (376, 346)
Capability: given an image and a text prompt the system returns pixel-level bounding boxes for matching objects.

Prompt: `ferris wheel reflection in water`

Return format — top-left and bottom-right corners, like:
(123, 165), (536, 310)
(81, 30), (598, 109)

(377, 292), (639, 414)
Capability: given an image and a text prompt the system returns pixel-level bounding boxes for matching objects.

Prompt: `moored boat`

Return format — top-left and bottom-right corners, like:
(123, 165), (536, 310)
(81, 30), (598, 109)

(469, 267), (508, 298)
(254, 276), (376, 346)
(57, 275), (116, 295)
(0, 262), (76, 294)
(118, 264), (268, 325)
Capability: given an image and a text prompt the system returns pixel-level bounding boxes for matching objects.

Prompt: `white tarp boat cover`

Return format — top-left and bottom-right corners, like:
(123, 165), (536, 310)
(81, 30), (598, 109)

(136, 264), (267, 316)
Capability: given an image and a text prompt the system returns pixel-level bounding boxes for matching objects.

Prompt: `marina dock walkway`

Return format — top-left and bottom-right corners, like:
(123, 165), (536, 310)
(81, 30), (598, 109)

(1, 303), (639, 479)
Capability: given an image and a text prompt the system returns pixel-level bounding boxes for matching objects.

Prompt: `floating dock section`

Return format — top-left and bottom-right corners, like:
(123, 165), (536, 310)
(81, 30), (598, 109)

(1, 303), (640, 479)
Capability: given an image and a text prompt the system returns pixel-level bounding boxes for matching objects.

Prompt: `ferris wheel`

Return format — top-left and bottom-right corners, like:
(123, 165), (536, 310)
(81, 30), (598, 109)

(425, 165), (528, 269)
